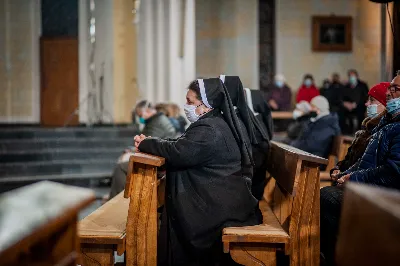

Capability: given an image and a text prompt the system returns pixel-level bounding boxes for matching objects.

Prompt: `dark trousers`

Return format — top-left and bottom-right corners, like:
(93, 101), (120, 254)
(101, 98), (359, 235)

(338, 106), (365, 134)
(109, 161), (129, 198)
(320, 186), (345, 266)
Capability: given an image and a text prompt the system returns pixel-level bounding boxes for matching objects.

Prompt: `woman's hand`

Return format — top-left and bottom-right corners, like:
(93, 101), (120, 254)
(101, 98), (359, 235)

(134, 134), (148, 149)
(331, 169), (340, 181)
(336, 174), (350, 186)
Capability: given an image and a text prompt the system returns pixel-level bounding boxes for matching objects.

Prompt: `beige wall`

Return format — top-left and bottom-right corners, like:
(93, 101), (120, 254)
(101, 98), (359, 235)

(276, 0), (382, 92)
(196, 0), (259, 89)
(0, 0), (40, 122)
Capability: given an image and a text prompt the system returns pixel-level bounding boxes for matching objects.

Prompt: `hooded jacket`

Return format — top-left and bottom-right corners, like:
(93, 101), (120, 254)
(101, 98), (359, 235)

(291, 113), (341, 158)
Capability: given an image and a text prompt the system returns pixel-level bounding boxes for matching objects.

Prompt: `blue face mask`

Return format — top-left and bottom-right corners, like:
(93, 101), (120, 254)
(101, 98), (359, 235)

(304, 79), (312, 87)
(275, 80), (284, 88)
(366, 104), (378, 118)
(139, 117), (146, 124)
(349, 76), (358, 86)
(386, 98), (400, 115)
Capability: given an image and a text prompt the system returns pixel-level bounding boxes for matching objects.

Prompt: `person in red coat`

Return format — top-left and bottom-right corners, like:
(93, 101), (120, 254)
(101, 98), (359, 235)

(296, 74), (320, 103)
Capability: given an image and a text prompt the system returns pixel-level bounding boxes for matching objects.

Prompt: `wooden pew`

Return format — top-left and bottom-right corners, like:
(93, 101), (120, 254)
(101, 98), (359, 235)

(336, 183), (400, 266)
(320, 135), (354, 187)
(78, 153), (165, 266)
(223, 142), (327, 265)
(0, 181), (95, 265)
(271, 111), (293, 120)
(119, 142), (325, 265)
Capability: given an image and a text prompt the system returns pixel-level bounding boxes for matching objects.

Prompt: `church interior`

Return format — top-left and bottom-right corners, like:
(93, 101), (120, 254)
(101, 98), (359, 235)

(1, 0), (400, 265)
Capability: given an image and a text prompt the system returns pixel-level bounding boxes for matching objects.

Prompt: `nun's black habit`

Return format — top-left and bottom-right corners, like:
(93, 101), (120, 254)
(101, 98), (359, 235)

(244, 87), (274, 140)
(221, 75), (271, 200)
(138, 78), (259, 265)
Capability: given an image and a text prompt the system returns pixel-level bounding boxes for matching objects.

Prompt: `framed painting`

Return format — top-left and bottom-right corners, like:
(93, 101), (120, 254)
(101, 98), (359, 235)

(312, 16), (352, 52)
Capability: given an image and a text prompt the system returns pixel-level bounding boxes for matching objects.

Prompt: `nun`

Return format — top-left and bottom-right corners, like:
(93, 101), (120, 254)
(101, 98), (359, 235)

(134, 78), (260, 265)
(221, 75), (271, 200)
(243, 87), (274, 140)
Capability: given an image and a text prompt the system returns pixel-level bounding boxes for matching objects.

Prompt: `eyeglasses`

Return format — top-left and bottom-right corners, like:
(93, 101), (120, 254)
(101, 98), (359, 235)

(388, 84), (400, 93)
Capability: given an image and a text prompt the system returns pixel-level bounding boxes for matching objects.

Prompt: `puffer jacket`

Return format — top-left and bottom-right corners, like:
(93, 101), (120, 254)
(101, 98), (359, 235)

(334, 111), (385, 172)
(343, 114), (400, 190)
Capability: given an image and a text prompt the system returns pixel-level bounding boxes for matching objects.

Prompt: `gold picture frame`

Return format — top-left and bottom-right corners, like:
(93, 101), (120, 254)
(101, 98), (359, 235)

(312, 16), (352, 52)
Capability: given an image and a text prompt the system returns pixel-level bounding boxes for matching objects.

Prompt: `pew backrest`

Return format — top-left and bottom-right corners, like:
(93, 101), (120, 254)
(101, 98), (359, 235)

(265, 142), (327, 258)
(336, 183), (400, 266)
(326, 135), (354, 171)
(124, 152), (165, 266)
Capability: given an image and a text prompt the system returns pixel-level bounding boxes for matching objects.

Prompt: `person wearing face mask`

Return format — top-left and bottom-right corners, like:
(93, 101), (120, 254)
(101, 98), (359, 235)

(283, 101), (316, 144)
(328, 82), (389, 179)
(320, 73), (345, 113)
(290, 96), (341, 158)
(320, 74), (400, 266)
(134, 78), (260, 265)
(296, 74), (320, 103)
(221, 75), (270, 200)
(339, 69), (369, 134)
(108, 100), (177, 199)
(262, 74), (292, 111)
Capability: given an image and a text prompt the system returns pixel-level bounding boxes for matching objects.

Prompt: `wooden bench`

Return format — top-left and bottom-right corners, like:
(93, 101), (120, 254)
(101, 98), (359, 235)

(78, 153), (165, 266)
(271, 111), (293, 120)
(223, 142), (327, 265)
(336, 183), (400, 266)
(118, 141), (326, 265)
(0, 181), (95, 265)
(320, 135), (354, 187)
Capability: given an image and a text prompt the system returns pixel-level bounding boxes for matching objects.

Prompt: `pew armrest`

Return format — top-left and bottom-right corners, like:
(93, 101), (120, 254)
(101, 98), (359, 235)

(125, 152), (166, 198)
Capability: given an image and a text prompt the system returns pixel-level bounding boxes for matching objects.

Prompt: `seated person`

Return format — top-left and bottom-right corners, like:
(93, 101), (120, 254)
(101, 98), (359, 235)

(283, 101), (315, 144)
(166, 103), (187, 134)
(320, 74), (400, 266)
(221, 75), (270, 200)
(109, 100), (177, 199)
(263, 74), (293, 131)
(135, 78), (259, 265)
(330, 82), (389, 176)
(263, 74), (292, 111)
(296, 74), (320, 103)
(244, 87), (274, 140)
(290, 96), (341, 158)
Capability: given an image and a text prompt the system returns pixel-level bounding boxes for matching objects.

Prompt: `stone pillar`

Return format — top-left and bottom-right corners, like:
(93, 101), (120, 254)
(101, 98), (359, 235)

(78, 0), (89, 123)
(112, 0), (139, 123)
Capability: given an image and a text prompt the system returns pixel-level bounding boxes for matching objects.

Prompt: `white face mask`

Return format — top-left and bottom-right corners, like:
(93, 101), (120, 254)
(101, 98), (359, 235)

(183, 104), (201, 123)
(293, 109), (303, 120)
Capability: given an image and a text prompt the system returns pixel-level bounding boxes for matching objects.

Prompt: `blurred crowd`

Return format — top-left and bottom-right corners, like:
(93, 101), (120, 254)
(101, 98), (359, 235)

(261, 69), (369, 134)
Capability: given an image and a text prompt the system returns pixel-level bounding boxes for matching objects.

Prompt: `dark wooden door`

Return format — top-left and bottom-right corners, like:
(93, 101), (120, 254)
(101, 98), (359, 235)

(40, 37), (78, 126)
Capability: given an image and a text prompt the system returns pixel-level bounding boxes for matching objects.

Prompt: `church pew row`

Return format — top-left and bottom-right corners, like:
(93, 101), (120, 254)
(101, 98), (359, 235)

(0, 181), (95, 265)
(320, 135), (354, 187)
(78, 141), (326, 265)
(336, 183), (400, 266)
(223, 142), (327, 265)
(78, 153), (165, 266)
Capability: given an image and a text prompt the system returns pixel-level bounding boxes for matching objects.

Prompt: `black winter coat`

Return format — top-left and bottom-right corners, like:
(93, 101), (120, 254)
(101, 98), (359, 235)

(138, 109), (259, 261)
(291, 113), (341, 158)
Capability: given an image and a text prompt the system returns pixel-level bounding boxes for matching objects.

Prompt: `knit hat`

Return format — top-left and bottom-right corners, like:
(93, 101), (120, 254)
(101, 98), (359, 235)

(368, 82), (390, 106)
(295, 101), (312, 113)
(310, 96), (329, 113)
